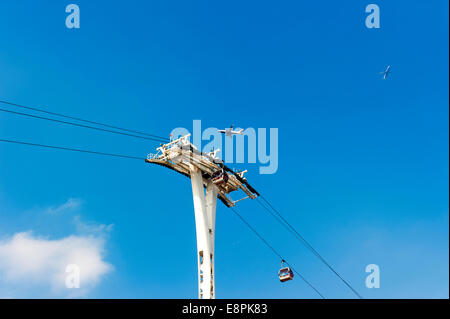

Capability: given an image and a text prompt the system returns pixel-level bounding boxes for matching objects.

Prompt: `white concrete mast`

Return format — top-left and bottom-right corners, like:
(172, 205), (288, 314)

(146, 134), (258, 299)
(190, 166), (217, 298)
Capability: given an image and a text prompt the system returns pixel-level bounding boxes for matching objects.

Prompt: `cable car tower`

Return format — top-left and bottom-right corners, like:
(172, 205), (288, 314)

(146, 134), (259, 299)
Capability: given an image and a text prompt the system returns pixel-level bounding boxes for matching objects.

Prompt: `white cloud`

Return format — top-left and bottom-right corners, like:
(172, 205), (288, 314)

(0, 231), (112, 298)
(45, 198), (82, 215)
(73, 215), (114, 235)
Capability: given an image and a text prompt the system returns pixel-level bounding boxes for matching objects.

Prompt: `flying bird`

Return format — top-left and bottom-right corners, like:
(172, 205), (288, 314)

(380, 65), (391, 80)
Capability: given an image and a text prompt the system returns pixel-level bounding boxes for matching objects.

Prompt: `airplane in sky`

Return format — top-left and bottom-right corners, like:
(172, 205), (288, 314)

(218, 125), (244, 138)
(380, 65), (391, 80)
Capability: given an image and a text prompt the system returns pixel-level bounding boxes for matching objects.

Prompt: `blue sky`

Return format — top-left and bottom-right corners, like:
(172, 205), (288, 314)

(0, 1), (448, 298)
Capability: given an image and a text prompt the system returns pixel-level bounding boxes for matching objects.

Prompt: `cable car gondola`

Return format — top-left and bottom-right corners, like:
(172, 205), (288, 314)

(278, 260), (294, 282)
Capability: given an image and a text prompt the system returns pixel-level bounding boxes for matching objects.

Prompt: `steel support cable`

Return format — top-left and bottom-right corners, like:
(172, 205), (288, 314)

(229, 206), (325, 299)
(0, 106), (167, 144)
(0, 138), (144, 161)
(0, 99), (168, 141)
(256, 196), (363, 299)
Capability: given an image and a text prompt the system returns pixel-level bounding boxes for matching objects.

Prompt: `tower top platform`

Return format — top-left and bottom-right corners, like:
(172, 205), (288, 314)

(145, 134), (259, 207)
